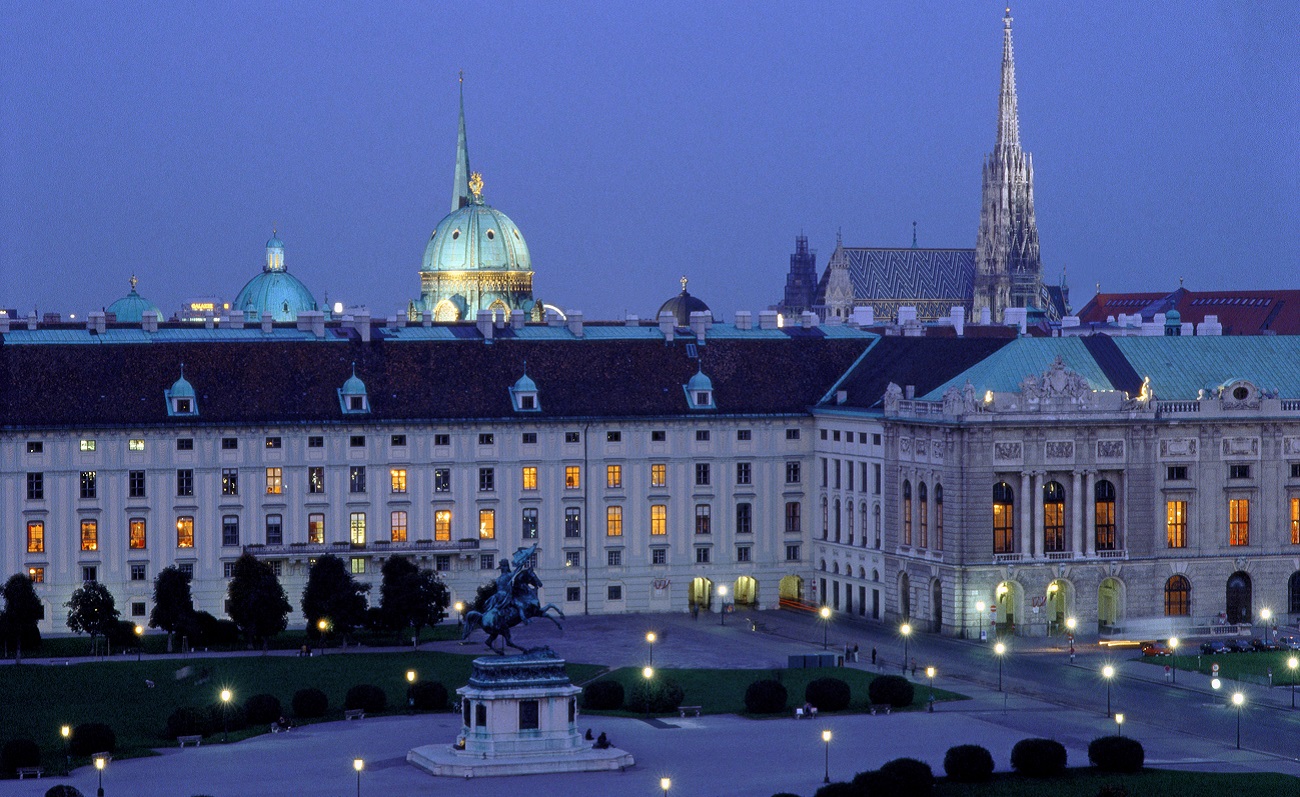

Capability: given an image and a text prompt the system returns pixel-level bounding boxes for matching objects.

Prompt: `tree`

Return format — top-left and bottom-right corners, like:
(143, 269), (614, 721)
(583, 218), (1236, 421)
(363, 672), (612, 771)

(227, 553), (291, 651)
(379, 557), (450, 645)
(149, 565), (195, 652)
(65, 582), (120, 655)
(301, 554), (369, 643)
(1, 574), (43, 662)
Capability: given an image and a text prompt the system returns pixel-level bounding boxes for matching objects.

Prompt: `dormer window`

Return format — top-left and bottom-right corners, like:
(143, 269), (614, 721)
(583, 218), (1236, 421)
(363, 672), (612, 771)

(683, 366), (716, 411)
(338, 364), (370, 415)
(165, 365), (199, 417)
(510, 367), (541, 413)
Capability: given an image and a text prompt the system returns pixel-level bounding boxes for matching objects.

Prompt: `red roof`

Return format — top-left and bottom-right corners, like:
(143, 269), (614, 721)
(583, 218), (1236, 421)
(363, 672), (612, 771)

(1076, 290), (1300, 335)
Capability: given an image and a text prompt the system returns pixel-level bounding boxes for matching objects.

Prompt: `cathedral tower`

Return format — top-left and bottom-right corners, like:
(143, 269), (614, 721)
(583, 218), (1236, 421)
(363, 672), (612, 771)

(972, 8), (1044, 323)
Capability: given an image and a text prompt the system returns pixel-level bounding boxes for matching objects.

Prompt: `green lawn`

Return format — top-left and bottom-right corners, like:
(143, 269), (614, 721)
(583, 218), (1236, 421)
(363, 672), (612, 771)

(1139, 651), (1300, 684)
(933, 769), (1300, 796)
(0, 651), (604, 771)
(582, 666), (964, 717)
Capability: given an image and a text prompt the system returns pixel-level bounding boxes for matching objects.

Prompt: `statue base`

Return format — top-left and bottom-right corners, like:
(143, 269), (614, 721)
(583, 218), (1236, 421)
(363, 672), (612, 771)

(407, 647), (634, 778)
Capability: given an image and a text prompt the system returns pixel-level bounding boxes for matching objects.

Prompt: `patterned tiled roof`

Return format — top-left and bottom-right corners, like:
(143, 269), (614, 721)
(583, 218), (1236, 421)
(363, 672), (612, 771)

(816, 248), (975, 308)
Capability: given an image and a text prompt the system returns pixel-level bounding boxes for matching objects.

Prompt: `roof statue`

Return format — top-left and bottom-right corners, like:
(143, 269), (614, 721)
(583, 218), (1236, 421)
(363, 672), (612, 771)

(462, 544), (565, 654)
(107, 274), (163, 323)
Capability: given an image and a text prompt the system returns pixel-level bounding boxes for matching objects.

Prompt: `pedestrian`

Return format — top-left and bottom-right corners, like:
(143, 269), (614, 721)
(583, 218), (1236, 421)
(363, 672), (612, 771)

(911, 657), (918, 677)
(1069, 644), (1075, 663)
(845, 643), (851, 662)
(871, 647), (877, 665)
(853, 643), (860, 662)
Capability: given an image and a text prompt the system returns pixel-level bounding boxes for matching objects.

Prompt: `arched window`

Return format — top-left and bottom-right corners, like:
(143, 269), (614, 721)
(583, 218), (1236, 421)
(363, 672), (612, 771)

(819, 559), (826, 572)
(821, 497), (828, 540)
(860, 502), (869, 547)
(832, 561), (839, 574)
(993, 482), (1015, 553)
(1043, 481), (1065, 553)
(902, 480), (913, 546)
(1095, 480), (1116, 551)
(918, 482), (929, 548)
(834, 499), (842, 543)
(846, 503), (854, 546)
(1289, 572), (1300, 615)
(934, 484), (944, 550)
(1164, 575), (1191, 616)
(873, 504), (882, 549)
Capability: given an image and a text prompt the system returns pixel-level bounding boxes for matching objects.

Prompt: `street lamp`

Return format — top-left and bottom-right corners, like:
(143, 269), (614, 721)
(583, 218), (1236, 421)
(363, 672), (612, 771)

(220, 689), (233, 742)
(660, 776), (671, 797)
(646, 631), (657, 667)
(926, 666), (936, 712)
(900, 623), (912, 673)
(94, 755), (106, 797)
(975, 600), (986, 640)
(1168, 637), (1179, 683)
(134, 625), (144, 661)
(819, 606), (831, 650)
(1231, 692), (1244, 749)
(454, 601), (465, 632)
(718, 585), (728, 626)
(1261, 608), (1273, 644)
(821, 729), (832, 784)
(406, 670), (417, 710)
(642, 667), (655, 716)
(994, 642), (1007, 692)
(60, 725), (71, 771)
(1102, 665), (1115, 718)
(353, 758), (364, 797)
(1288, 656), (1298, 709)
(318, 618), (330, 653)
(1115, 713), (1125, 737)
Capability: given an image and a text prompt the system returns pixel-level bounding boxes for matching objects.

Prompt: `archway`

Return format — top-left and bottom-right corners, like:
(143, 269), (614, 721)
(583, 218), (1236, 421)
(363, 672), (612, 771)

(778, 575), (803, 602)
(1226, 571), (1252, 624)
(898, 572), (911, 620)
(733, 576), (757, 607)
(1098, 577), (1125, 631)
(1046, 579), (1073, 631)
(931, 579), (943, 633)
(689, 577), (713, 611)
(432, 299), (460, 322)
(994, 580), (1024, 634)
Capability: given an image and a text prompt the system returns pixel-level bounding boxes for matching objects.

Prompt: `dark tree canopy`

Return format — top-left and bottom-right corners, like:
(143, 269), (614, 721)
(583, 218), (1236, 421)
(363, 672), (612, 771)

(65, 582), (120, 639)
(301, 554), (370, 638)
(1, 573), (44, 658)
(379, 556), (450, 642)
(227, 553), (291, 649)
(149, 565), (195, 642)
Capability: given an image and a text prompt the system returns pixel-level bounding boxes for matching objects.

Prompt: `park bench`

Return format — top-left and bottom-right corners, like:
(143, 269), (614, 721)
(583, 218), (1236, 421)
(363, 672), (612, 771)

(794, 706), (819, 719)
(344, 709), (365, 721)
(868, 704), (892, 716)
(677, 705), (702, 718)
(16, 767), (43, 779)
(177, 735), (203, 747)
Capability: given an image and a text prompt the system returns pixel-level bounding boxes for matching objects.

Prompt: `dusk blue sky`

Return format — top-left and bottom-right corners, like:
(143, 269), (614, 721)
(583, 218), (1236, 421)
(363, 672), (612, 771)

(2, 2), (1296, 320)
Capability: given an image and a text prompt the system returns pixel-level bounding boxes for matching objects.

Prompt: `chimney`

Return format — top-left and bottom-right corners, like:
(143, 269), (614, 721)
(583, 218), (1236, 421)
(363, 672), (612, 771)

(905, 385), (915, 400)
(309, 311), (324, 338)
(567, 310), (584, 337)
(800, 311), (815, 329)
(88, 311), (107, 334)
(758, 310), (779, 330)
(422, 309), (433, 327)
(659, 311), (675, 341)
(0, 315), (9, 334)
(836, 390), (848, 405)
(511, 310), (526, 330)
(690, 310), (708, 341)
(297, 314), (312, 332)
(1197, 314), (1222, 336)
(494, 311), (506, 330)
(142, 310), (159, 333)
(476, 310), (494, 339)
(26, 313), (38, 330)
(547, 310), (564, 327)
(625, 314), (639, 327)
(227, 312), (244, 329)
(897, 306), (917, 325)
(261, 312), (274, 334)
(979, 307), (991, 325)
(203, 310), (215, 330)
(1060, 315), (1079, 328)
(734, 311), (752, 330)
(951, 306), (965, 336)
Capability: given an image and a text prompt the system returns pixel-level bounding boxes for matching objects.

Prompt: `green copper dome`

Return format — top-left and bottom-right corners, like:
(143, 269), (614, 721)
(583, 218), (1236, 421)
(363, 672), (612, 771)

(107, 276), (162, 323)
(234, 233), (318, 322)
(422, 179), (531, 274)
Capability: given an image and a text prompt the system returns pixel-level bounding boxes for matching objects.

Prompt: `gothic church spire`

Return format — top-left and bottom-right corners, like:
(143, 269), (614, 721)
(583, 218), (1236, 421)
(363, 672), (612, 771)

(451, 72), (472, 213)
(996, 8), (1021, 154)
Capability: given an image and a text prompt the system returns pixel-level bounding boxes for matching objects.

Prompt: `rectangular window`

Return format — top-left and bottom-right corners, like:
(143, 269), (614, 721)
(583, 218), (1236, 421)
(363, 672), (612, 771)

(695, 547), (711, 564)
(218, 468), (237, 496)
(130, 564), (147, 582)
(651, 504), (667, 536)
(834, 460), (842, 489)
(607, 584), (622, 600)
(1292, 463), (1300, 479)
(522, 507), (538, 539)
(993, 498), (1014, 554)
(736, 503), (752, 534)
(130, 518), (147, 549)
(1229, 498), (1250, 546)
(434, 469), (451, 493)
(1293, 497), (1300, 545)
(651, 430), (666, 442)
(565, 466), (581, 489)
(652, 548), (667, 565)
(479, 509), (495, 540)
(26, 521), (44, 553)
(434, 554), (450, 571)
(82, 566), (97, 583)
(565, 431), (580, 443)
(224, 562), (236, 579)
(222, 515), (239, 546)
(786, 428), (800, 440)
(178, 563), (193, 577)
(351, 557), (366, 575)
(874, 464), (881, 494)
(435, 510), (452, 541)
(479, 433), (495, 446)
(308, 466), (325, 494)
(651, 463), (667, 488)
(820, 430), (828, 440)
(79, 471), (97, 499)
(607, 465), (622, 488)
(607, 549), (622, 567)
(125, 439), (144, 452)
(1167, 465), (1189, 481)
(695, 463), (710, 486)
(269, 561), (282, 577)
(521, 432), (537, 445)
(349, 466), (366, 493)
(565, 508), (581, 538)
(833, 430), (841, 442)
(479, 467), (495, 492)
(737, 429), (752, 441)
(26, 441), (42, 453)
(821, 458), (827, 487)
(785, 502), (801, 533)
(512, 466), (535, 492)
(26, 472), (43, 500)
(606, 506), (623, 536)
(695, 504), (711, 534)
(1166, 500), (1187, 548)
(80, 439), (97, 452)
(783, 462), (799, 484)
(265, 467), (282, 495)
(220, 437), (237, 450)
(350, 512), (367, 544)
(390, 468), (407, 493)
(390, 510), (408, 542)
(737, 545), (752, 562)
(434, 433), (451, 447)
(736, 462), (752, 485)
(175, 437), (194, 451)
(266, 514), (283, 546)
(350, 435), (366, 448)
(566, 586), (581, 601)
(695, 430), (710, 442)
(785, 544), (801, 561)
(176, 516), (194, 548)
(177, 469), (193, 497)
(79, 519), (98, 551)
(265, 436), (282, 449)
(1230, 464), (1251, 480)
(390, 434), (406, 447)
(308, 435), (324, 448)
(607, 431), (622, 442)
(565, 551), (581, 568)
(128, 470), (146, 498)
(308, 513), (325, 544)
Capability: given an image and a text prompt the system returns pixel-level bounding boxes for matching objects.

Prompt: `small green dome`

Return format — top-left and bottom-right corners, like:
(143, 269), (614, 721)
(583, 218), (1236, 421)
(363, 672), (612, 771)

(266, 233), (285, 250)
(513, 373), (537, 393)
(422, 192), (531, 274)
(1166, 310), (1181, 323)
(341, 371), (367, 396)
(107, 277), (162, 323)
(170, 373), (196, 398)
(687, 370), (713, 392)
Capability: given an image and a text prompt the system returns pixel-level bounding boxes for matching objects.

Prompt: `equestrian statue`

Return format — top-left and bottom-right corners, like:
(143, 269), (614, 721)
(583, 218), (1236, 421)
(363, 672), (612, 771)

(462, 544), (565, 654)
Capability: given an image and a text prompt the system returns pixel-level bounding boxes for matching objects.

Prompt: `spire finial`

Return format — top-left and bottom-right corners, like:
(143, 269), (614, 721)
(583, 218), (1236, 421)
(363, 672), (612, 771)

(351, 361), (357, 378)
(911, 221), (918, 249)
(1096, 281), (1101, 295)
(996, 5), (1021, 153)
(130, 274), (138, 291)
(179, 362), (185, 378)
(836, 227), (842, 248)
(451, 72), (472, 212)
(469, 171), (483, 200)
(1179, 276), (1184, 288)
(680, 275), (688, 292)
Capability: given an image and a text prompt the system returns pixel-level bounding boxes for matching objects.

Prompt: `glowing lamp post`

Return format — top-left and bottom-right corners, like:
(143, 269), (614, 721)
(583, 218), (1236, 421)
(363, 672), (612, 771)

(1232, 692), (1245, 749)
(975, 600), (986, 640)
(1289, 656), (1299, 709)
(406, 670), (417, 710)
(1115, 713), (1125, 737)
(1168, 637), (1179, 683)
(821, 729), (832, 783)
(94, 755), (106, 797)
(718, 585), (728, 626)
(819, 606), (831, 650)
(353, 758), (364, 797)
(1102, 665), (1115, 718)
(642, 667), (655, 716)
(1261, 608), (1273, 643)
(660, 776), (671, 796)
(926, 666), (936, 712)
(134, 624), (144, 661)
(646, 631), (657, 666)
(454, 601), (465, 632)
(60, 725), (71, 771)
(220, 689), (233, 742)
(318, 618), (330, 653)
(994, 642), (1007, 691)
(900, 623), (912, 673)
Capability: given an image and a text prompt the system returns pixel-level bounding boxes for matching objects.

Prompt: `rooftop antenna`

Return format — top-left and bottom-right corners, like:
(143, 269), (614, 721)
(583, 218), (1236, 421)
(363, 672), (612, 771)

(911, 221), (918, 249)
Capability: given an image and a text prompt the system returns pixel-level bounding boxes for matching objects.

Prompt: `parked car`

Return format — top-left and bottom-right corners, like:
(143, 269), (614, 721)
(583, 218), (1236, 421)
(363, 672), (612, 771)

(1225, 639), (1254, 653)
(1277, 635), (1300, 651)
(1200, 640), (1228, 655)
(1250, 638), (1280, 652)
(1140, 641), (1172, 657)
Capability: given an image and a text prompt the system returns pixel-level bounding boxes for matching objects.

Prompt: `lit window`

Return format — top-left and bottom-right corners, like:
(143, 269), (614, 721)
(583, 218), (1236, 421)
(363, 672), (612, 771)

(28, 567), (45, 583)
(1164, 575), (1191, 616)
(81, 520), (98, 551)
(1042, 481), (1064, 553)
(607, 465), (622, 489)
(176, 517), (194, 548)
(265, 436), (282, 449)
(565, 551), (581, 568)
(391, 510), (408, 542)
(351, 557), (366, 575)
(390, 468), (407, 494)
(522, 466), (538, 490)
(26, 521), (44, 553)
(565, 466), (581, 489)
(80, 471), (97, 499)
(651, 463), (667, 488)
(222, 468), (239, 496)
(266, 467), (283, 495)
(309, 466), (325, 494)
(80, 439), (96, 452)
(308, 513), (325, 544)
(129, 439), (145, 452)
(1292, 497), (1300, 545)
(522, 507), (538, 539)
(349, 466), (366, 493)
(479, 509), (496, 540)
(1229, 498), (1250, 545)
(129, 518), (147, 549)
(993, 482), (1015, 553)
(902, 480), (912, 545)
(435, 510), (452, 541)
(695, 504), (711, 534)
(606, 506), (623, 537)
(651, 504), (667, 535)
(350, 512), (367, 545)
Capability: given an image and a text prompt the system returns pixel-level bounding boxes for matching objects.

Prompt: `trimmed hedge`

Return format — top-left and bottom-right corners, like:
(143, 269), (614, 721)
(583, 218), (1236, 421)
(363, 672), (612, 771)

(1011, 737), (1067, 777)
(625, 678), (685, 714)
(292, 688), (329, 719)
(69, 723), (116, 756)
(867, 674), (914, 708)
(165, 707), (212, 739)
(44, 787), (84, 797)
(1, 738), (41, 774)
(208, 701), (247, 732)
(410, 681), (449, 711)
(1088, 735), (1144, 773)
(805, 677), (851, 712)
(943, 744), (995, 782)
(745, 679), (789, 714)
(880, 757), (934, 796)
(813, 784), (856, 797)
(582, 680), (624, 711)
(345, 684), (388, 714)
(851, 770), (897, 795)
(244, 694), (283, 725)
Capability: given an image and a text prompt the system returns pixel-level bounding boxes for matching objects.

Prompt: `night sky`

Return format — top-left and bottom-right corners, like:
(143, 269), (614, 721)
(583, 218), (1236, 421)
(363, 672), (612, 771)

(1, 1), (1296, 321)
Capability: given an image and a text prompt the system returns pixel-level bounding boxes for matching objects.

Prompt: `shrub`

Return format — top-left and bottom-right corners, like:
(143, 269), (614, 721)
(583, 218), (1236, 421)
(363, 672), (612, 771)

(1088, 736), (1144, 773)
(44, 787), (85, 797)
(814, 784), (857, 797)
(1011, 737), (1067, 777)
(852, 769), (898, 796)
(208, 700), (247, 732)
(744, 679), (788, 714)
(106, 619), (140, 650)
(582, 680), (624, 711)
(292, 688), (329, 719)
(1, 738), (41, 774)
(345, 684), (388, 713)
(943, 744), (995, 782)
(805, 677), (851, 712)
(879, 757), (933, 796)
(410, 681), (449, 711)
(867, 675), (914, 708)
(625, 678), (685, 714)
(69, 723), (116, 756)
(244, 694), (283, 725)
(165, 707), (212, 739)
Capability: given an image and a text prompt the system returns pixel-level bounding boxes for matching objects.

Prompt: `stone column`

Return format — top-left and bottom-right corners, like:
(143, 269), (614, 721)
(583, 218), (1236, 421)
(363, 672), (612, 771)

(1019, 471), (1032, 557)
(1031, 472), (1044, 560)
(1117, 469), (1126, 552)
(1072, 470), (1084, 557)
(1084, 471), (1096, 557)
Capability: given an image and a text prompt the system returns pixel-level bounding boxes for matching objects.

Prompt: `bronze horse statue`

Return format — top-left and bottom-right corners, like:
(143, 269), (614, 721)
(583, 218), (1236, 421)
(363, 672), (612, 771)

(462, 548), (565, 654)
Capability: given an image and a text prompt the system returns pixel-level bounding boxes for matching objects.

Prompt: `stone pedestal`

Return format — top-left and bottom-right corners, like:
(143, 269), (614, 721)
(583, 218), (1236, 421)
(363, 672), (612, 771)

(408, 647), (634, 777)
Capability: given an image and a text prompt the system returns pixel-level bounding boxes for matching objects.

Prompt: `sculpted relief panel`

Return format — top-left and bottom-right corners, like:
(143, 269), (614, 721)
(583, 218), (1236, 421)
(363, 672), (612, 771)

(1045, 441), (1074, 461)
(1096, 440), (1125, 460)
(1284, 437), (1300, 457)
(1220, 437), (1260, 459)
(1159, 438), (1197, 460)
(994, 441), (1023, 464)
